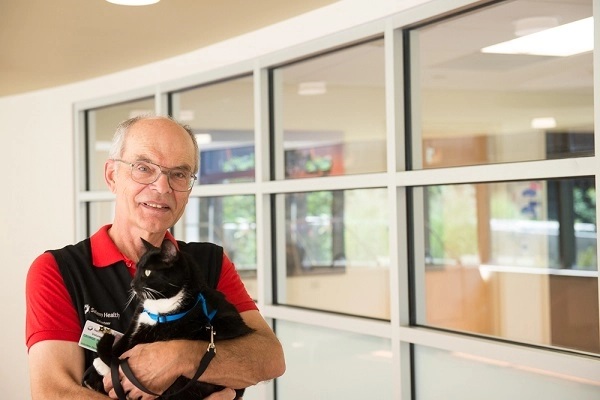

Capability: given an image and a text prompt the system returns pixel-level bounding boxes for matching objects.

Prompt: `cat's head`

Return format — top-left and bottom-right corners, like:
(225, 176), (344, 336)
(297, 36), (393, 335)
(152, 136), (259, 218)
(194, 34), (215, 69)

(132, 238), (191, 301)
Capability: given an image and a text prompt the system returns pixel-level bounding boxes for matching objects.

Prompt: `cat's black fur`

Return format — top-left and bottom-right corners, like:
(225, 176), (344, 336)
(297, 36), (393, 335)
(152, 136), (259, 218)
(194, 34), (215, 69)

(83, 238), (254, 399)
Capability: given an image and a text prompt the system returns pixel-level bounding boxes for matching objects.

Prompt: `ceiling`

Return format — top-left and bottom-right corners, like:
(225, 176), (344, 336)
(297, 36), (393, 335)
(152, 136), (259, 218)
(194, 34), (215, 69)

(0, 0), (338, 97)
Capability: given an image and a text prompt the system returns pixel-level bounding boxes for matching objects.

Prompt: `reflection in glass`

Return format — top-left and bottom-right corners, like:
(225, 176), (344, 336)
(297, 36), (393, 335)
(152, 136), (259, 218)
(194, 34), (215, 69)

(414, 345), (600, 400)
(278, 188), (389, 319)
(183, 196), (257, 299)
(276, 320), (393, 398)
(411, 1), (593, 169)
(86, 98), (155, 191)
(416, 178), (599, 353)
(171, 76), (255, 184)
(274, 38), (386, 179)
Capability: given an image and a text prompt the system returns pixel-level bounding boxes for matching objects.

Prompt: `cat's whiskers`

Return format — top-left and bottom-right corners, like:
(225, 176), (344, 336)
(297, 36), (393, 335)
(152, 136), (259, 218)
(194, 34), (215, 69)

(124, 289), (137, 310)
(140, 287), (164, 301)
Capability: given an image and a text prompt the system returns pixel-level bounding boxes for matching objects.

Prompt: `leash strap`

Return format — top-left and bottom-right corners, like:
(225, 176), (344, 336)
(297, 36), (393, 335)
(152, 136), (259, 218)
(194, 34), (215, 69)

(111, 359), (128, 400)
(115, 344), (217, 399)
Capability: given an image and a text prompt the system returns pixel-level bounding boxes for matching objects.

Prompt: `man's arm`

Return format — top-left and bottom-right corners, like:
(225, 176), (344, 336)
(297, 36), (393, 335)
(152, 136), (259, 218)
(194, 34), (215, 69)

(28, 340), (110, 400)
(29, 340), (243, 400)
(186, 310), (286, 386)
(110, 310), (286, 398)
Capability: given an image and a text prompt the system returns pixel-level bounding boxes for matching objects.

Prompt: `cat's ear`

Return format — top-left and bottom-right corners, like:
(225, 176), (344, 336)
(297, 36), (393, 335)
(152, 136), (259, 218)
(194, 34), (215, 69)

(141, 238), (157, 252)
(160, 239), (178, 263)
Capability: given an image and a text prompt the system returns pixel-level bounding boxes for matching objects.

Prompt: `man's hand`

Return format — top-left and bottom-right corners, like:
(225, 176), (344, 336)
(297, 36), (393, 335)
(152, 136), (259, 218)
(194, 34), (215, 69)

(103, 341), (183, 399)
(102, 310), (284, 399)
(102, 355), (237, 400)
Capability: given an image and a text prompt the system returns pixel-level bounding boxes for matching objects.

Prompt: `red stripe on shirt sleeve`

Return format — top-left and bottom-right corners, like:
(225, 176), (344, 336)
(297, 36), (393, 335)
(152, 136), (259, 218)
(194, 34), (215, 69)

(25, 252), (82, 350)
(216, 253), (258, 313)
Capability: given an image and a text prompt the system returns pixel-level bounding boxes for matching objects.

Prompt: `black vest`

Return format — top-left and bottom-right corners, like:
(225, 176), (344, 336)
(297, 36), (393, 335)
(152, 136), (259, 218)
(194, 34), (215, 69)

(49, 239), (223, 370)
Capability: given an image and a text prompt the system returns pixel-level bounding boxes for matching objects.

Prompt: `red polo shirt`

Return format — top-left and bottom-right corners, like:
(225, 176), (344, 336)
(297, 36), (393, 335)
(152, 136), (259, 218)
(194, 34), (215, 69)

(25, 225), (257, 350)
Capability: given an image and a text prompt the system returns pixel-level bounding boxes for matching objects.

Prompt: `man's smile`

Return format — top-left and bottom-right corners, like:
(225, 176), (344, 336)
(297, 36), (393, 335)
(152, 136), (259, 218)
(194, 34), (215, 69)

(142, 202), (170, 210)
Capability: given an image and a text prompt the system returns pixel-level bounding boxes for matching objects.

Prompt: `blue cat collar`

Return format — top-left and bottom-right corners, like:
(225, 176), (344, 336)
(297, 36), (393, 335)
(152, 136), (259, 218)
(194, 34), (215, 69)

(143, 293), (216, 323)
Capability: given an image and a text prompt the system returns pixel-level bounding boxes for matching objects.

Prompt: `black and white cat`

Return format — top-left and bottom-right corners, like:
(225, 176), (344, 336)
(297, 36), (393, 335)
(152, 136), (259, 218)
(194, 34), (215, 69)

(83, 238), (254, 399)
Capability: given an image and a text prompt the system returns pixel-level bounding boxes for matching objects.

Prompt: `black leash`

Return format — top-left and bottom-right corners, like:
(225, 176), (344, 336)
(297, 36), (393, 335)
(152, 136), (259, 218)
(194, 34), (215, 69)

(111, 358), (128, 400)
(111, 333), (217, 400)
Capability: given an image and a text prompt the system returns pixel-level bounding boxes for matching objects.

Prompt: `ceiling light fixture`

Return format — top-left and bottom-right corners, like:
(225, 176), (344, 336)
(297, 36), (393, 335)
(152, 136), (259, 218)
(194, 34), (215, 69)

(298, 81), (327, 96)
(531, 117), (557, 129)
(482, 17), (593, 57)
(106, 0), (160, 6)
(194, 133), (212, 145)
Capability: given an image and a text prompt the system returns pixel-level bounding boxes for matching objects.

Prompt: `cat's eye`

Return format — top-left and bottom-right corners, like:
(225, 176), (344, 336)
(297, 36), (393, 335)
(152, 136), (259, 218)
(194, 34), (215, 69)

(144, 270), (152, 277)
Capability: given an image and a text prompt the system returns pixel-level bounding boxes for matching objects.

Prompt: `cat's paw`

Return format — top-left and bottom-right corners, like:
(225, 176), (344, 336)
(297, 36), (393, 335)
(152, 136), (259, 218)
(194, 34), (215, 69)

(93, 357), (110, 376)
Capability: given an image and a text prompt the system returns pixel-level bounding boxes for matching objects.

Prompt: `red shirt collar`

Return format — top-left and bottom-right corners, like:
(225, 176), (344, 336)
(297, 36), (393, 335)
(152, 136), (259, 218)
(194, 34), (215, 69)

(90, 224), (177, 267)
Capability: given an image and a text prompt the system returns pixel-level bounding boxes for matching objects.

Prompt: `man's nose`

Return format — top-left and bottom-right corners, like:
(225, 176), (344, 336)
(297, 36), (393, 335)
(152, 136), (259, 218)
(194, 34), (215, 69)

(152, 171), (172, 193)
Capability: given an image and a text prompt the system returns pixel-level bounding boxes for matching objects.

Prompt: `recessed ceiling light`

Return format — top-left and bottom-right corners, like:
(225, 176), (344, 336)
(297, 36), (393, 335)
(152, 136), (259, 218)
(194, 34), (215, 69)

(194, 133), (212, 145)
(298, 81), (327, 96)
(531, 117), (556, 129)
(106, 0), (160, 6)
(482, 17), (593, 57)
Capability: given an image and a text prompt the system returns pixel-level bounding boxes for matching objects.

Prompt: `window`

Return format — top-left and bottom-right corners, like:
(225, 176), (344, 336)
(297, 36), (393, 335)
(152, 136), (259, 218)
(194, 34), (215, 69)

(414, 345), (600, 400)
(415, 178), (598, 353)
(184, 195), (257, 275)
(272, 38), (386, 180)
(277, 188), (390, 319)
(171, 76), (255, 184)
(276, 320), (393, 398)
(410, 1), (594, 169)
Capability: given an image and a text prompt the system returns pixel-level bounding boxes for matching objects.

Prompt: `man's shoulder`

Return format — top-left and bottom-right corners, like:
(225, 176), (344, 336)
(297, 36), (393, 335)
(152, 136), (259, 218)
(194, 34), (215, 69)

(177, 241), (224, 289)
(177, 241), (224, 266)
(46, 238), (91, 257)
(177, 240), (223, 251)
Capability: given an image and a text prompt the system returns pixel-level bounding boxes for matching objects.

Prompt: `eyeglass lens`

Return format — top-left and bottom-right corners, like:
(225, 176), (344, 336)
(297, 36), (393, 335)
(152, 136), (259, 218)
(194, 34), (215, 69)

(130, 161), (194, 191)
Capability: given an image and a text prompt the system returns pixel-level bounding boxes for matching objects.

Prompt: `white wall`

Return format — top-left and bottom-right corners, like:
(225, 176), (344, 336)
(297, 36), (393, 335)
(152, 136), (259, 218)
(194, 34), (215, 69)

(0, 0), (431, 397)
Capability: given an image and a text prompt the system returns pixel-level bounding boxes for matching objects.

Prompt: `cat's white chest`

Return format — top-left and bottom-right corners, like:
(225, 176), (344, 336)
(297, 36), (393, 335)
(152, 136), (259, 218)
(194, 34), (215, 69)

(135, 290), (185, 327)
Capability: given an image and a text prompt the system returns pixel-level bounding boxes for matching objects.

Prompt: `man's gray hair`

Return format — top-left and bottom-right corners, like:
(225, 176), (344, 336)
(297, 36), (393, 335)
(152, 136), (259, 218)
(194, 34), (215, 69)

(108, 115), (199, 173)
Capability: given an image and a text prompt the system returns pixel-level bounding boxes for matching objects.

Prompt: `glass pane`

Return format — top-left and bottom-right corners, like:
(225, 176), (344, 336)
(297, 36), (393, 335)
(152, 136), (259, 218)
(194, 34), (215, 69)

(276, 320), (393, 399)
(415, 178), (599, 353)
(86, 98), (155, 190)
(87, 201), (115, 236)
(183, 196), (257, 300)
(171, 76), (255, 185)
(274, 38), (386, 179)
(411, 1), (593, 169)
(278, 188), (389, 319)
(414, 345), (600, 400)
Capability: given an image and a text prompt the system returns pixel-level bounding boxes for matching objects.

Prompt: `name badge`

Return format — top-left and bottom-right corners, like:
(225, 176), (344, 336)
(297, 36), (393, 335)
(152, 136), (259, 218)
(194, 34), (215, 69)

(78, 320), (124, 352)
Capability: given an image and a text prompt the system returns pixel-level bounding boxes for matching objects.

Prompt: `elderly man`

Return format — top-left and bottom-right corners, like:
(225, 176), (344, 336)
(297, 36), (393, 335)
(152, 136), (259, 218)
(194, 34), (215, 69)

(26, 116), (285, 399)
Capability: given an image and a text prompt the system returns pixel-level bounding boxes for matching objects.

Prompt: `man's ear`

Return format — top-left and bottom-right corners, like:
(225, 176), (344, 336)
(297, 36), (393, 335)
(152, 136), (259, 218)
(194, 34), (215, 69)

(105, 160), (117, 193)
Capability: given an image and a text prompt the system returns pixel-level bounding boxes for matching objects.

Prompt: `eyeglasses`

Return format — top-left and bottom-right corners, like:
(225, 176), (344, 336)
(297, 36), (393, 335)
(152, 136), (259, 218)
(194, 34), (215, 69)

(113, 159), (197, 192)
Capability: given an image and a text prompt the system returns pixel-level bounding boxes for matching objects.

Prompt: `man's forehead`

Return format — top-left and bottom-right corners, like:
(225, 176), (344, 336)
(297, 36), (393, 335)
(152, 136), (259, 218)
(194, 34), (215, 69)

(122, 137), (195, 170)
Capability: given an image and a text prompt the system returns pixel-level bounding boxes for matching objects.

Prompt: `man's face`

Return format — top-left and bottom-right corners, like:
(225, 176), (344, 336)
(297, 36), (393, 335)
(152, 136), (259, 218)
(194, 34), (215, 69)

(107, 118), (197, 236)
